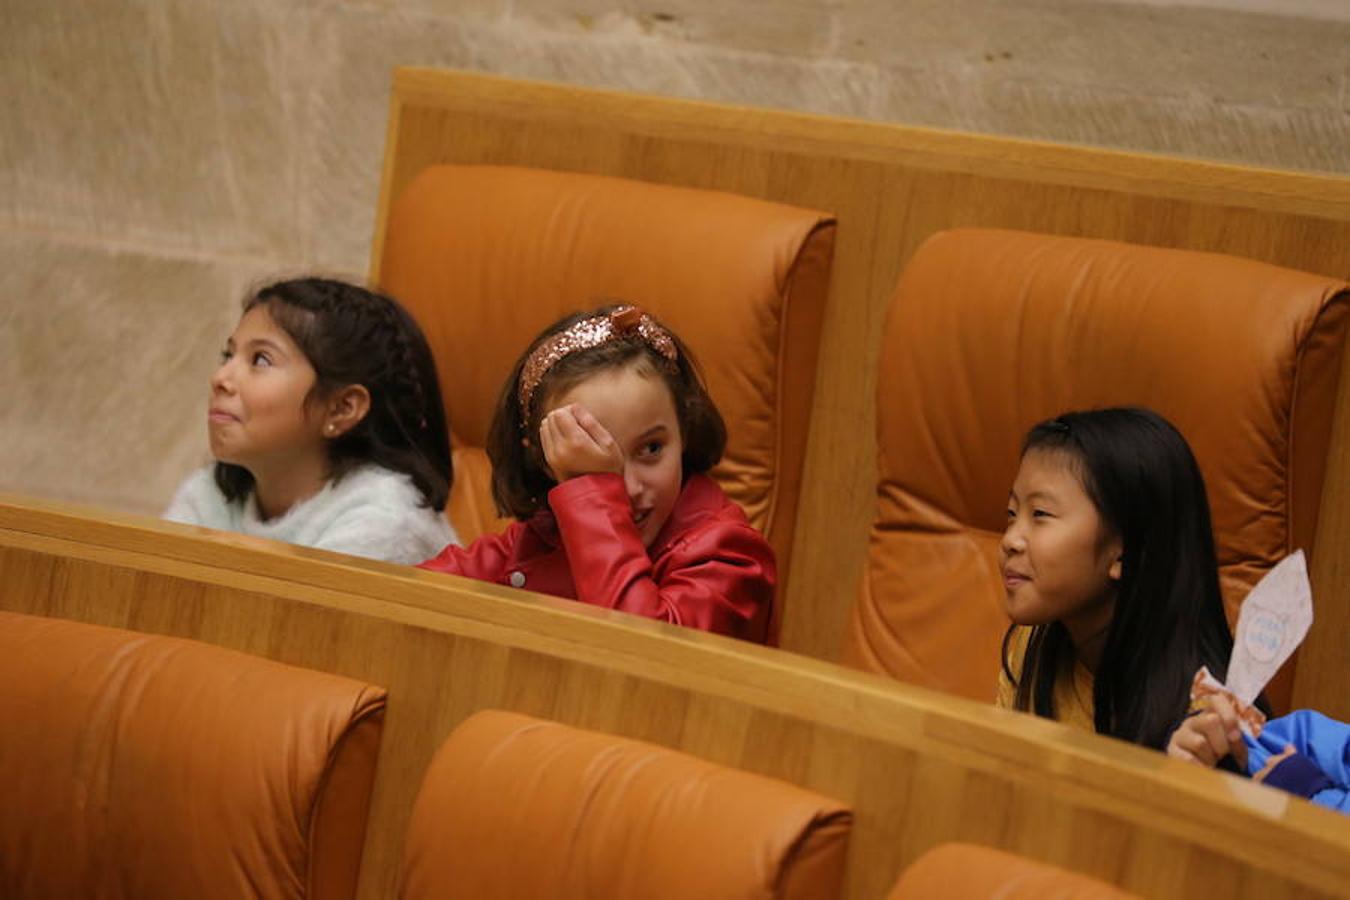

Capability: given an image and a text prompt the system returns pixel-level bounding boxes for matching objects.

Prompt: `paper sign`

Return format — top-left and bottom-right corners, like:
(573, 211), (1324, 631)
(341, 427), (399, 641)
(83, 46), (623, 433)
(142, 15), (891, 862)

(1227, 550), (1313, 707)
(1189, 550), (1313, 738)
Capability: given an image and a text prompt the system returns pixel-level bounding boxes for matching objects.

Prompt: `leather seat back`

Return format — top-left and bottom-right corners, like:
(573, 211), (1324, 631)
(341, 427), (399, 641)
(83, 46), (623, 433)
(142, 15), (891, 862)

(400, 709), (852, 899)
(844, 228), (1350, 705)
(888, 843), (1140, 899)
(379, 165), (835, 633)
(0, 611), (387, 900)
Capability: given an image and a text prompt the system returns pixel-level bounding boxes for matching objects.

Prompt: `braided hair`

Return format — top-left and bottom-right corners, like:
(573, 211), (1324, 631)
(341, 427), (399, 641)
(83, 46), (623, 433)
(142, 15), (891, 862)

(213, 278), (453, 510)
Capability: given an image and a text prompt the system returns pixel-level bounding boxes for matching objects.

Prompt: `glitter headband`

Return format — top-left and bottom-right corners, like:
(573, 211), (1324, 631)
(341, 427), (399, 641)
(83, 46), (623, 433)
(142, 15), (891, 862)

(518, 306), (678, 425)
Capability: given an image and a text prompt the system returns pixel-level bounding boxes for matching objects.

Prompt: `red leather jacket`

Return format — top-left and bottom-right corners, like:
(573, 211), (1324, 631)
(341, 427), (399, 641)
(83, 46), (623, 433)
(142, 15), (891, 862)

(419, 473), (774, 643)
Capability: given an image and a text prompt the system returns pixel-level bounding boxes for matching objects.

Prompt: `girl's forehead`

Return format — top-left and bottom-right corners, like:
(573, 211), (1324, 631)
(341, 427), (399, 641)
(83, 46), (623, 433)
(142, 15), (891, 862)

(234, 304), (298, 347)
(547, 359), (673, 404)
(236, 303), (279, 332)
(561, 364), (667, 402)
(1013, 447), (1088, 495)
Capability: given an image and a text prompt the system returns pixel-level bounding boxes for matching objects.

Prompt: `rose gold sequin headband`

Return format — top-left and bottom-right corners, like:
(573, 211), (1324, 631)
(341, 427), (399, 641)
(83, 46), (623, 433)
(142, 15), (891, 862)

(518, 306), (678, 425)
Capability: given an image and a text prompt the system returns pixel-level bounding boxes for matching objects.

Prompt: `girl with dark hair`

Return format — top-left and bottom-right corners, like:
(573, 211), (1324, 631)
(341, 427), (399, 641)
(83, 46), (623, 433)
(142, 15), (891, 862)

(165, 278), (457, 564)
(996, 407), (1250, 754)
(998, 406), (1350, 811)
(419, 304), (774, 642)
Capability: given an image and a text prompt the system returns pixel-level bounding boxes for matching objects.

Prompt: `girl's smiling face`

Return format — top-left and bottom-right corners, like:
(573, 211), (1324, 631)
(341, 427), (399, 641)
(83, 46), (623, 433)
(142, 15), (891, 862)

(1000, 448), (1123, 639)
(548, 363), (684, 547)
(208, 305), (326, 474)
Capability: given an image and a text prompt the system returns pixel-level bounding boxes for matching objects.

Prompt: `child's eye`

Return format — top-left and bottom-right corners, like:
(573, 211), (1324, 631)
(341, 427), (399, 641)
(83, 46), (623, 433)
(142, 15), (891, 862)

(1005, 506), (1016, 519)
(219, 348), (233, 363)
(1032, 508), (1052, 519)
(251, 351), (272, 368)
(637, 440), (664, 459)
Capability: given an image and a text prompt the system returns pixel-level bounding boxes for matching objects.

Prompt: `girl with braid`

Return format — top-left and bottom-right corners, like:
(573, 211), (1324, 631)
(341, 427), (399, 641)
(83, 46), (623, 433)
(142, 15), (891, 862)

(420, 304), (774, 642)
(165, 278), (458, 563)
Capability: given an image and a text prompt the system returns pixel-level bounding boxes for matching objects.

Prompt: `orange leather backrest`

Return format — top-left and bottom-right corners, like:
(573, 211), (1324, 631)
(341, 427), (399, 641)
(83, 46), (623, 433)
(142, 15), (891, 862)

(378, 165), (835, 618)
(399, 710), (852, 900)
(0, 611), (387, 900)
(844, 229), (1350, 706)
(888, 843), (1139, 899)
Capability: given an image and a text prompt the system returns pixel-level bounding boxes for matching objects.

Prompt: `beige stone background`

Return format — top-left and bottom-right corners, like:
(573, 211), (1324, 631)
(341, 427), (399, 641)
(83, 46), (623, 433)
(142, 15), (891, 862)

(2, 0), (1347, 515)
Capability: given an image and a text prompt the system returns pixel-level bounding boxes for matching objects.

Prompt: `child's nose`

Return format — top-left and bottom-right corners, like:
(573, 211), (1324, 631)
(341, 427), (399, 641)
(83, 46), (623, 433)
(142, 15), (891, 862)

(622, 464), (643, 502)
(209, 359), (234, 393)
(1000, 518), (1024, 556)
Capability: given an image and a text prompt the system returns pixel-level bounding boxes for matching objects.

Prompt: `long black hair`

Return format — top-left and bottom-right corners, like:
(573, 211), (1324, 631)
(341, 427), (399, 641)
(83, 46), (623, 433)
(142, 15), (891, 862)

(214, 278), (452, 510)
(1001, 407), (1243, 749)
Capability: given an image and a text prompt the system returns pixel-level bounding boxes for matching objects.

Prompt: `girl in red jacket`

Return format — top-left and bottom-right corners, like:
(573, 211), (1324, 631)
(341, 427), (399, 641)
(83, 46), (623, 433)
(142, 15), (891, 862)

(420, 304), (775, 642)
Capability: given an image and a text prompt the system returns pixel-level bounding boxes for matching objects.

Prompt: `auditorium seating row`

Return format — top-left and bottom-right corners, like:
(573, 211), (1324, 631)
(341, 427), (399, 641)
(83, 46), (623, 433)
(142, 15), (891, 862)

(1, 609), (1134, 898)
(2, 69), (1349, 898)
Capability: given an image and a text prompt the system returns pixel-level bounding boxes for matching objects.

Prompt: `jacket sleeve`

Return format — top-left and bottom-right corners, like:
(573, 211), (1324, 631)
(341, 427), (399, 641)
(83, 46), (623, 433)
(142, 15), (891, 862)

(417, 526), (518, 583)
(1248, 710), (1350, 813)
(548, 474), (773, 642)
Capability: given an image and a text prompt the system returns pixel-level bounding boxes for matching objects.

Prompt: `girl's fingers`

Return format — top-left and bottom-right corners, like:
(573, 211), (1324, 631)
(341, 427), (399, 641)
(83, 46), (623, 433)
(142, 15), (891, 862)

(572, 405), (616, 449)
(551, 406), (591, 445)
(1196, 713), (1232, 764)
(1168, 744), (1199, 765)
(1169, 715), (1223, 767)
(538, 416), (557, 471)
(538, 414), (551, 451)
(1165, 733), (1197, 763)
(1206, 694), (1248, 769)
(1208, 694), (1243, 744)
(1185, 730), (1218, 766)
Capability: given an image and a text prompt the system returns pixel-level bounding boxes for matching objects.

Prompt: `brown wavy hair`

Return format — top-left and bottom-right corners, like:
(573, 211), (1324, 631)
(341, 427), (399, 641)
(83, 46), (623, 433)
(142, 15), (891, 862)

(486, 304), (726, 519)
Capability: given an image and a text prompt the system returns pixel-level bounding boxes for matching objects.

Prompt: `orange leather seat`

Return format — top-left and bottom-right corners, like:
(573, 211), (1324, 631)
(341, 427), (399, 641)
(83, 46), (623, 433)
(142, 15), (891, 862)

(844, 229), (1350, 706)
(399, 710), (852, 899)
(888, 843), (1139, 899)
(378, 165), (835, 635)
(0, 611), (387, 900)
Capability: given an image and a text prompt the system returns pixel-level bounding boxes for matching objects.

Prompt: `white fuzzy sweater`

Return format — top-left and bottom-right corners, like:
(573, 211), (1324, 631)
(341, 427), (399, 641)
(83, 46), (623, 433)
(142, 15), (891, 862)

(164, 465), (458, 565)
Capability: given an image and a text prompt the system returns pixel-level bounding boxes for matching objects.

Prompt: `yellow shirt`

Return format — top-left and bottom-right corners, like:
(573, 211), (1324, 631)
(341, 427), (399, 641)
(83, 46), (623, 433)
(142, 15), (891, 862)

(996, 625), (1096, 733)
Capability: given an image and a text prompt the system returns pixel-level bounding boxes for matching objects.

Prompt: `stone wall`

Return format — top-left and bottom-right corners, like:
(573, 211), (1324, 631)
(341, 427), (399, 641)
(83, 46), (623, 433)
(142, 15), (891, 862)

(2, 0), (1347, 513)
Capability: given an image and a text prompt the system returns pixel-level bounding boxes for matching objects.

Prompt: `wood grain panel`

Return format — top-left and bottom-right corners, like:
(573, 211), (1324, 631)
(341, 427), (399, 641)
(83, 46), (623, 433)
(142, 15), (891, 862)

(2, 496), (1348, 899)
(369, 69), (1350, 718)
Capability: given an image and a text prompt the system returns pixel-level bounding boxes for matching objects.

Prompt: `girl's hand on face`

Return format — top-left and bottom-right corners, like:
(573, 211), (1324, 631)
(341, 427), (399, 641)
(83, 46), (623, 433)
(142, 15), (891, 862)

(540, 404), (624, 482)
(1166, 692), (1248, 770)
